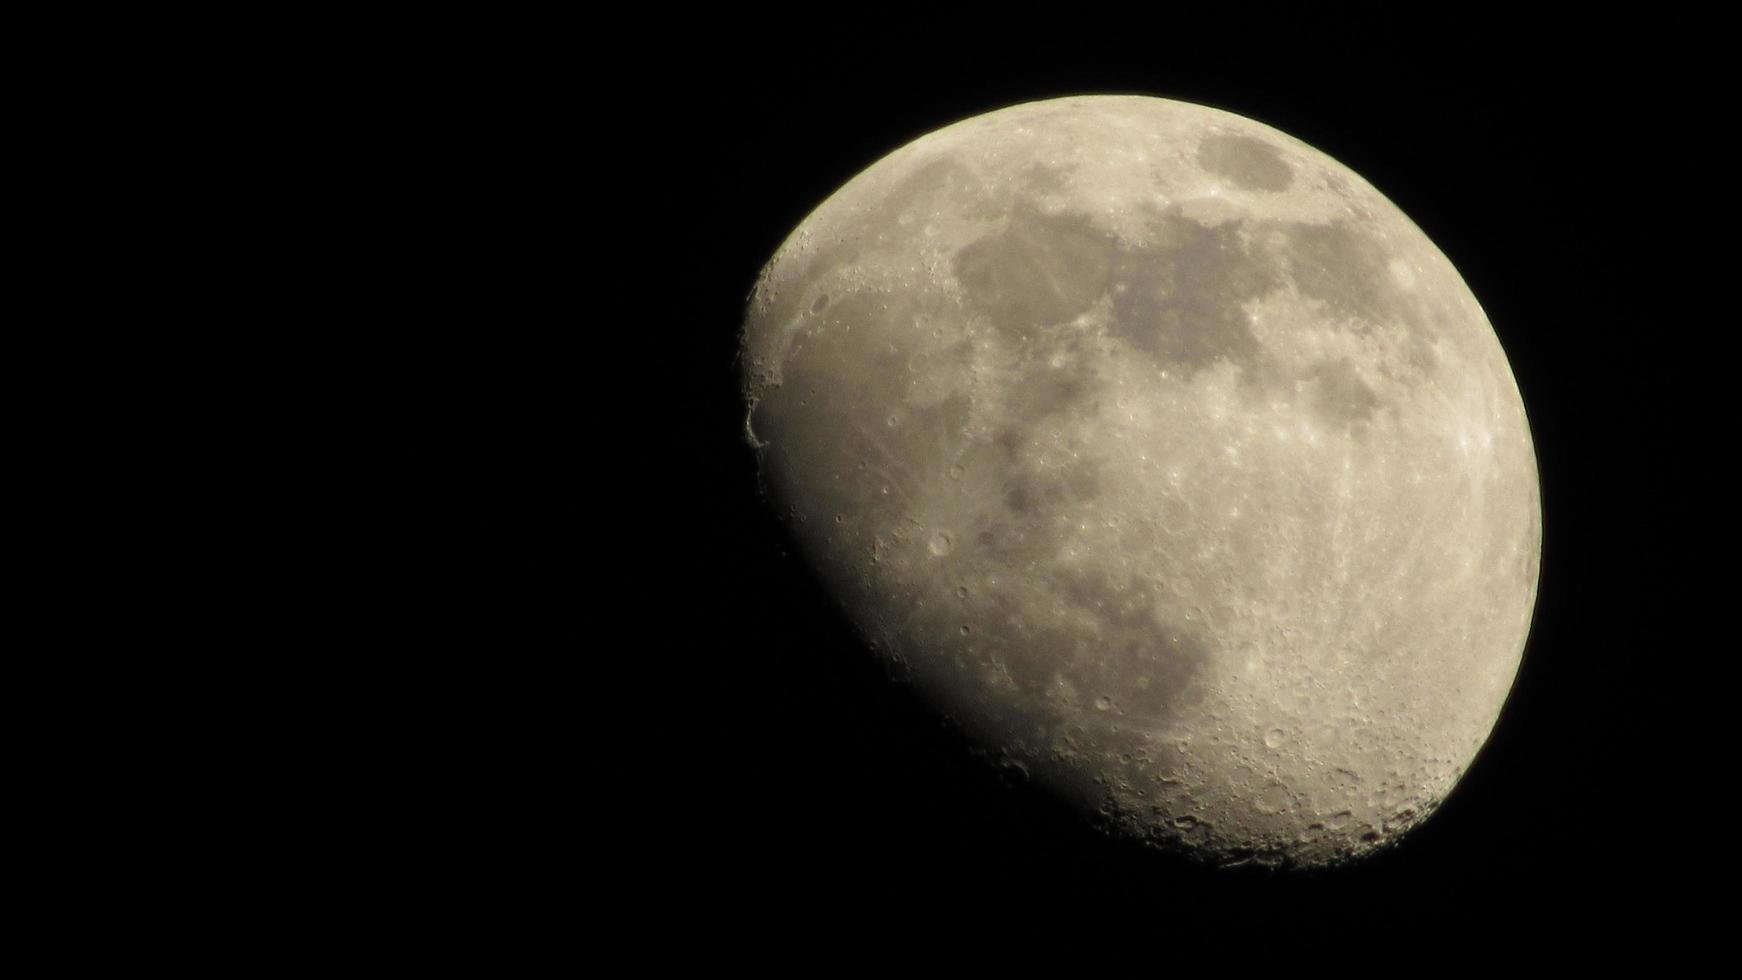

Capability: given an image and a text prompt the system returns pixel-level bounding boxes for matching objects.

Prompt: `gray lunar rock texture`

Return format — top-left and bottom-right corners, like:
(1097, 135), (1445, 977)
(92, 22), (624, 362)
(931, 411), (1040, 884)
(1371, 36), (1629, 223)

(740, 95), (1541, 868)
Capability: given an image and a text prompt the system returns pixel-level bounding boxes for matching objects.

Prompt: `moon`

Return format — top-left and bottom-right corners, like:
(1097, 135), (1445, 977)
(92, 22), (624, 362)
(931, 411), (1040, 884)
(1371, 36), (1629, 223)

(739, 95), (1540, 868)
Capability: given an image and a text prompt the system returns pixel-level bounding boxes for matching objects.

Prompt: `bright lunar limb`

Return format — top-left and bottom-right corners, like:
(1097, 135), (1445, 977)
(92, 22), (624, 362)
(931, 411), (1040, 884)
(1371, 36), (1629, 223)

(741, 96), (1540, 868)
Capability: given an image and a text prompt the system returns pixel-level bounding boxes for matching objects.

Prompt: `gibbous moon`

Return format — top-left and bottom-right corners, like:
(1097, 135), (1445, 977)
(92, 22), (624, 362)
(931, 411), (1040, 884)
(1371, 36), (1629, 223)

(740, 96), (1540, 868)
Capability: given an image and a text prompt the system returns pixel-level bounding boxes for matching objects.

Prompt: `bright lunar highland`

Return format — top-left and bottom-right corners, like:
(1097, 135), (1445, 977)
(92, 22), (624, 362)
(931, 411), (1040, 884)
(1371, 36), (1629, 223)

(740, 96), (1541, 868)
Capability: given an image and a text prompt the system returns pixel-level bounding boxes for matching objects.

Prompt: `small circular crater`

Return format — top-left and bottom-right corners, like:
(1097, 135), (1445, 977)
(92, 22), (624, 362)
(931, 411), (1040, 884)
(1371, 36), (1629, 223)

(1256, 781), (1293, 814)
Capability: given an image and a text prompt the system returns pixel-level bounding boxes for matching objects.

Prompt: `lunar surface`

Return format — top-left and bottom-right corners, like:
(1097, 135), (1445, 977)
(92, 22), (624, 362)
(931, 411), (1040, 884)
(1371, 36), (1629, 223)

(740, 96), (1540, 868)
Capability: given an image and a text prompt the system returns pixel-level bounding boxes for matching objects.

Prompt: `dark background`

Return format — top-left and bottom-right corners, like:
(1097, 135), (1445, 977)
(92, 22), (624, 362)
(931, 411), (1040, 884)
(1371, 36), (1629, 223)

(655, 14), (1701, 942)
